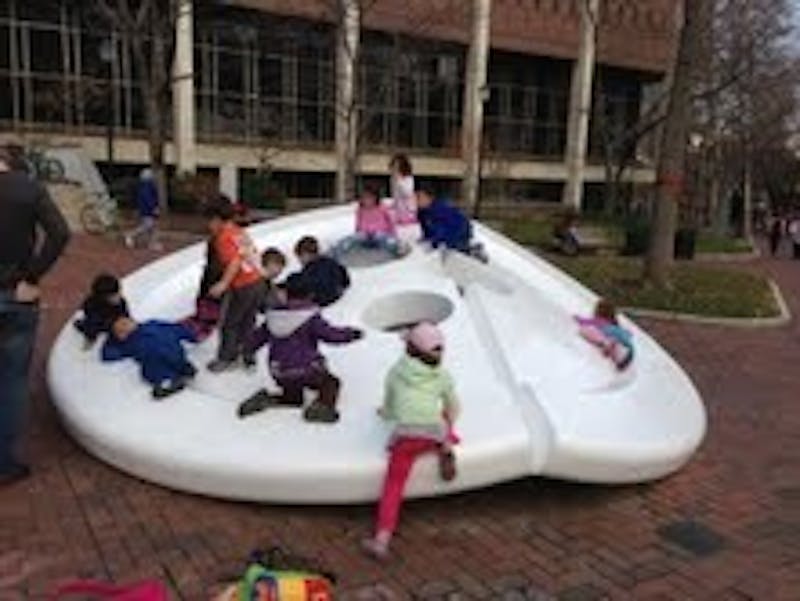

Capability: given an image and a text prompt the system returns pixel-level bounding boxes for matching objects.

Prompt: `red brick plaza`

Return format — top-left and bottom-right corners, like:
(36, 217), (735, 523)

(1, 232), (799, 600)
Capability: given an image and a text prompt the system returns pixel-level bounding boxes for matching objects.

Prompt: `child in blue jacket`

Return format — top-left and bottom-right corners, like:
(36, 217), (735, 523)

(102, 316), (197, 399)
(416, 188), (487, 261)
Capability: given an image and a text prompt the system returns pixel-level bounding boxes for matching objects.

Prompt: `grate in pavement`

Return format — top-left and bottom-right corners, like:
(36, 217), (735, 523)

(657, 519), (726, 558)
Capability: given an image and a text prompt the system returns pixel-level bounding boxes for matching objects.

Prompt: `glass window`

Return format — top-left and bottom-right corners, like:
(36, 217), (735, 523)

(18, 0), (61, 23)
(0, 75), (12, 119)
(29, 28), (62, 74)
(81, 33), (115, 79)
(258, 55), (281, 98)
(0, 25), (9, 69)
(218, 50), (244, 93)
(32, 78), (65, 124)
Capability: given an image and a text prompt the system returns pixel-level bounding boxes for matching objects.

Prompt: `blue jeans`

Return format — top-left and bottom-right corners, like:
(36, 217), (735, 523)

(0, 290), (38, 472)
(332, 232), (402, 258)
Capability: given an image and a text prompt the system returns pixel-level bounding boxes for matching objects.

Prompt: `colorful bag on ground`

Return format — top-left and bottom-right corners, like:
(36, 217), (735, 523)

(216, 548), (334, 601)
(49, 579), (171, 601)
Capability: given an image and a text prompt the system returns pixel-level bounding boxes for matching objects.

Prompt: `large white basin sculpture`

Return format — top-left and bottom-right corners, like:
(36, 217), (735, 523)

(48, 205), (706, 503)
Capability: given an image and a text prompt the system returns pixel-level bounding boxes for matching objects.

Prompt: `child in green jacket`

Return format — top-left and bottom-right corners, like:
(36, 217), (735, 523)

(362, 321), (460, 560)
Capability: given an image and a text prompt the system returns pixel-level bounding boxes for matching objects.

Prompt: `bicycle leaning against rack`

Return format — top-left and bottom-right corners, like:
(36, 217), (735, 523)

(80, 192), (121, 236)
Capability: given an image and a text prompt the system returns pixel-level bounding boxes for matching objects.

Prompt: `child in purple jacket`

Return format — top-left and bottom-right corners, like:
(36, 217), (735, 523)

(243, 274), (363, 423)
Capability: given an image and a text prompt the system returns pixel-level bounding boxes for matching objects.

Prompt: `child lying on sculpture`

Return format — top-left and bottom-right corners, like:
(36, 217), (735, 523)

(102, 316), (198, 399)
(574, 299), (634, 371)
(74, 273), (130, 349)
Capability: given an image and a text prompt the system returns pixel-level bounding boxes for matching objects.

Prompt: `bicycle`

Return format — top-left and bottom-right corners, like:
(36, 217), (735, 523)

(24, 149), (65, 182)
(80, 192), (121, 235)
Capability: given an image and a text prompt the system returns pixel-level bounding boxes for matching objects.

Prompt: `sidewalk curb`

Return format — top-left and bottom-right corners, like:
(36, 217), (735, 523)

(624, 278), (791, 328)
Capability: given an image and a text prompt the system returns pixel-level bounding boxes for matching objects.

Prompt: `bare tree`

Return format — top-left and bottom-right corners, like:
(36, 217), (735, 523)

(644, 0), (700, 286)
(95, 0), (178, 211)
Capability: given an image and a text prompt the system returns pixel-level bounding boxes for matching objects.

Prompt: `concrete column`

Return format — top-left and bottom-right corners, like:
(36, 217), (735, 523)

(219, 164), (238, 201)
(562, 0), (600, 211)
(173, 0), (196, 174)
(461, 0), (492, 214)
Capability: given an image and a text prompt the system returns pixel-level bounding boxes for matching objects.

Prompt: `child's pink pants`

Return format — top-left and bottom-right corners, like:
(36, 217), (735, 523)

(375, 436), (440, 535)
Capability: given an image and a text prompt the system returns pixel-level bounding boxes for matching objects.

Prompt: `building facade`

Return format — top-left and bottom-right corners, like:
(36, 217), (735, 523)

(0, 0), (677, 204)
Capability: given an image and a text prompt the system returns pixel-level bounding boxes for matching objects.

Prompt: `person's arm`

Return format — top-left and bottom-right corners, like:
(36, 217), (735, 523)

(100, 339), (129, 363)
(245, 322), (272, 354)
(337, 262), (351, 290)
(378, 375), (396, 420)
(442, 374), (461, 423)
(22, 184), (70, 285)
(311, 315), (362, 344)
(209, 235), (244, 298)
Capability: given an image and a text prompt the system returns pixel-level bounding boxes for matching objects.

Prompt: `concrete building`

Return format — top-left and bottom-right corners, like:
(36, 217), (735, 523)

(0, 0), (677, 207)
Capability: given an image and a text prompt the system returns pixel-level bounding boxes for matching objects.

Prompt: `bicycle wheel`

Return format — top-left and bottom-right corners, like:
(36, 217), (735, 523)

(80, 204), (106, 235)
(43, 157), (65, 181)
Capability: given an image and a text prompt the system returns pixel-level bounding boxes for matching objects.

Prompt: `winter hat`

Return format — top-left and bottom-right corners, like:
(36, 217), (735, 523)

(404, 321), (444, 354)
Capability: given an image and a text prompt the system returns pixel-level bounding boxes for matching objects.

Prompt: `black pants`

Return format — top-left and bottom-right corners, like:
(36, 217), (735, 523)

(276, 367), (340, 408)
(793, 243), (800, 260)
(217, 280), (264, 362)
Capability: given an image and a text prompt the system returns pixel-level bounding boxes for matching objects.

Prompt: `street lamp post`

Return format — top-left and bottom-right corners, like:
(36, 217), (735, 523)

(98, 37), (116, 185)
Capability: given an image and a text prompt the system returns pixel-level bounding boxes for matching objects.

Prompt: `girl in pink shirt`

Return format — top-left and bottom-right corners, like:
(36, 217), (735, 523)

(331, 183), (409, 259)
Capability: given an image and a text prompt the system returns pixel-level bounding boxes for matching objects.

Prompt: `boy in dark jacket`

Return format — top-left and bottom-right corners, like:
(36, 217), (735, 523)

(102, 316), (197, 399)
(295, 236), (350, 307)
(242, 274), (362, 423)
(74, 273), (130, 348)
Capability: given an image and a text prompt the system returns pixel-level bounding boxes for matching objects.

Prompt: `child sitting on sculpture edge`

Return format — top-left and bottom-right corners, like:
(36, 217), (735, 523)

(330, 182), (409, 260)
(101, 316), (198, 399)
(241, 274), (363, 423)
(574, 298), (634, 371)
(74, 273), (130, 349)
(362, 321), (460, 560)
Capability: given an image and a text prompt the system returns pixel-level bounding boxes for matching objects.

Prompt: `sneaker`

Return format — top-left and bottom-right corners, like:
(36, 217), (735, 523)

(124, 235), (134, 249)
(207, 359), (237, 373)
(237, 389), (278, 418)
(303, 402), (339, 423)
(361, 536), (390, 561)
(181, 363), (198, 380)
(242, 355), (257, 372)
(439, 448), (457, 482)
(0, 463), (31, 486)
(152, 379), (186, 400)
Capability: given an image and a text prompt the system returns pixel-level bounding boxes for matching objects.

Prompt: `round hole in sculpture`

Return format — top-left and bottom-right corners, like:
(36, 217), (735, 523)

(362, 291), (454, 332)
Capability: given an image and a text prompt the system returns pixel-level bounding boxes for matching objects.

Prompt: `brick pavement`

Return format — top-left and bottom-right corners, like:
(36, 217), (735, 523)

(1, 232), (799, 600)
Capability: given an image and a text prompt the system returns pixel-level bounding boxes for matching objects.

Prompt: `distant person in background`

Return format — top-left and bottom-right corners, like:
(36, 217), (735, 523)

(768, 212), (785, 257)
(125, 168), (161, 251)
(0, 145), (70, 484)
(788, 216), (800, 260)
(388, 154), (417, 225)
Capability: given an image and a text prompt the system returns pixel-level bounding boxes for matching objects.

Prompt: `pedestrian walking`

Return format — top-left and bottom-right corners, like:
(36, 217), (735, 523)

(769, 213), (784, 257)
(125, 168), (162, 250)
(788, 216), (800, 260)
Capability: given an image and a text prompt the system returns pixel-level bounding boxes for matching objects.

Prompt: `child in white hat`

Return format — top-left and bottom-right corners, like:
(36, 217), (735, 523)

(362, 321), (461, 560)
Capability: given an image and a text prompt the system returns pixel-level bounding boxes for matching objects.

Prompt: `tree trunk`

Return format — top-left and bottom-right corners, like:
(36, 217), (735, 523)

(461, 0), (491, 214)
(334, 0), (361, 203)
(644, 0), (698, 287)
(562, 0), (600, 211)
(742, 144), (753, 239)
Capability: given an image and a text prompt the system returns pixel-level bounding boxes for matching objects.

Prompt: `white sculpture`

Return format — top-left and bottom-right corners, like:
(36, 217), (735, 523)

(48, 205), (706, 503)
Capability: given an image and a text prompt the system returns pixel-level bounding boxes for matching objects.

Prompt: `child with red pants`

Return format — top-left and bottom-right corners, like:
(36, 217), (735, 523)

(362, 321), (460, 559)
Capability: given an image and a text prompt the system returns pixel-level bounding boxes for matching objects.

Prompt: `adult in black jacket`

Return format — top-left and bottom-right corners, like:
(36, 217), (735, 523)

(0, 146), (70, 484)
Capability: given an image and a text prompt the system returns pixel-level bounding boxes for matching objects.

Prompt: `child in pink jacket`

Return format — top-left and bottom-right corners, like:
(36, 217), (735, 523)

(331, 183), (409, 259)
